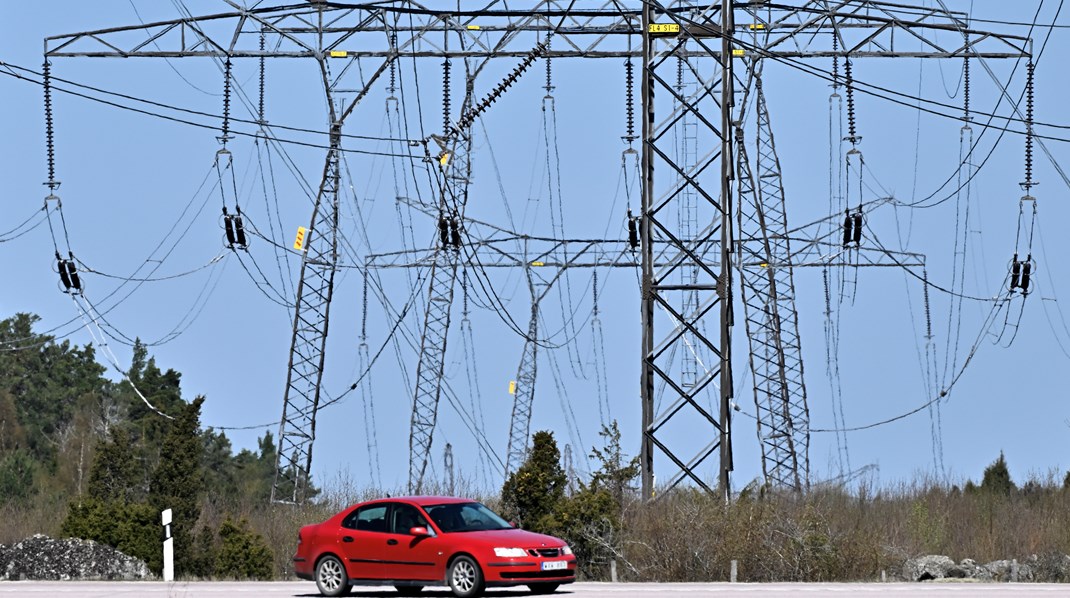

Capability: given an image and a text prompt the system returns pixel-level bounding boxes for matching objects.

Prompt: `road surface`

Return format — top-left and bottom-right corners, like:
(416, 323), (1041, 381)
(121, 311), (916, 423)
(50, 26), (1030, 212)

(1, 582), (1067, 597)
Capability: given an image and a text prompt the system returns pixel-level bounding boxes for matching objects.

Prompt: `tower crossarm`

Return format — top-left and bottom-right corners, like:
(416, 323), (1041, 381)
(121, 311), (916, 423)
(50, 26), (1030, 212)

(46, 2), (1028, 60)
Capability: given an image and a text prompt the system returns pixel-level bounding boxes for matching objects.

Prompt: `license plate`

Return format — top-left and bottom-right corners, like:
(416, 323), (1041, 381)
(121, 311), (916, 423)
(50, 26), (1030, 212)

(541, 561), (567, 571)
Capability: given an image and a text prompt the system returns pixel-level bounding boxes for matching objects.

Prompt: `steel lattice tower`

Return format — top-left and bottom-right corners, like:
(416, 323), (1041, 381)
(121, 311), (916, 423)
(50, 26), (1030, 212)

(45, 1), (1030, 501)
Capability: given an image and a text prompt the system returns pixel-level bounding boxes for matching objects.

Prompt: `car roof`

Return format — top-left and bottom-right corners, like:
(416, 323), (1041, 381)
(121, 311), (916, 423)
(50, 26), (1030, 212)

(364, 496), (474, 507)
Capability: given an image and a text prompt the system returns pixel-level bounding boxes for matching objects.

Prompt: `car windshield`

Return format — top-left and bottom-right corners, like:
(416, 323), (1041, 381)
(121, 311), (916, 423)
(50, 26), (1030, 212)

(424, 502), (512, 533)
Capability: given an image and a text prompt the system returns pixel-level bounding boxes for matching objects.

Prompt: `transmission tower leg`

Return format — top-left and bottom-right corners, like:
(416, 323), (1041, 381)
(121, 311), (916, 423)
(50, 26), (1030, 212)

(407, 130), (474, 494)
(408, 249), (458, 493)
(736, 75), (811, 491)
(640, 2), (735, 501)
(272, 121), (342, 504)
(504, 296), (540, 478)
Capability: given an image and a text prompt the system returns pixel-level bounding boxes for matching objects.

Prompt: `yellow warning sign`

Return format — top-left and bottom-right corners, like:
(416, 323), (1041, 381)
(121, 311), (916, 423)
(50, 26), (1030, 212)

(329, 50), (348, 58)
(732, 48), (746, 57)
(508, 380), (517, 395)
(748, 23), (767, 30)
(293, 226), (307, 251)
(439, 152), (451, 167)
(530, 261), (545, 267)
(467, 24), (481, 30)
(648, 23), (681, 34)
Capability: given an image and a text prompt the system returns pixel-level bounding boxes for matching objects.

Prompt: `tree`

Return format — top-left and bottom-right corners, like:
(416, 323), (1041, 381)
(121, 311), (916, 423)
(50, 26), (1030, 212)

(86, 427), (144, 503)
(150, 395), (207, 575)
(589, 420), (640, 508)
(500, 430), (566, 530)
(980, 451), (1016, 496)
(0, 449), (37, 504)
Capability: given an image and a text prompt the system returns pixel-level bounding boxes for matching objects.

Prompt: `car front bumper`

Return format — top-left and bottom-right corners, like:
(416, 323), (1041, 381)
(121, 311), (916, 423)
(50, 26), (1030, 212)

(484, 558), (577, 585)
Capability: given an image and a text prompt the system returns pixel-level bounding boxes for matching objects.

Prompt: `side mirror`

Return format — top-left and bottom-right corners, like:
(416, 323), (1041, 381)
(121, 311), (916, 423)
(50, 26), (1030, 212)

(409, 526), (431, 537)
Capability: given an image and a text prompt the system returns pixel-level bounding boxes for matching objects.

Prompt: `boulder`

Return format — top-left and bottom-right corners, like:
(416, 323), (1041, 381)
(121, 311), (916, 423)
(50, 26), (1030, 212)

(1029, 552), (1070, 582)
(958, 558), (993, 581)
(903, 555), (956, 581)
(0, 535), (151, 581)
(983, 559), (1033, 582)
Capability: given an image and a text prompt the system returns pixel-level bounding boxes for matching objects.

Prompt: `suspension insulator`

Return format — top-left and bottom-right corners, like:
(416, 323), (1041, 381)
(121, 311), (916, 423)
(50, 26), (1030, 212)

(438, 216), (450, 248)
(57, 253), (72, 291)
(1021, 255), (1032, 293)
(234, 212), (248, 248)
(627, 211), (639, 250)
(67, 253), (81, 292)
(223, 213), (236, 247)
(842, 208), (853, 248)
(852, 210), (863, 245)
(450, 217), (462, 248)
(1010, 254), (1021, 290)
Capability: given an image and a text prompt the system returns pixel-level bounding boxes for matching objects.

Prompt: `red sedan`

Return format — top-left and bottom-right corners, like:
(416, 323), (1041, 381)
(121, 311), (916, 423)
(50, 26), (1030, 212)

(293, 496), (577, 597)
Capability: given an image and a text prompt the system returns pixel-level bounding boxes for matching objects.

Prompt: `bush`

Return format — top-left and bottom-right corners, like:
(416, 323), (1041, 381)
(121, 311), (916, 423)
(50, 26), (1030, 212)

(216, 518), (274, 580)
(61, 498), (161, 574)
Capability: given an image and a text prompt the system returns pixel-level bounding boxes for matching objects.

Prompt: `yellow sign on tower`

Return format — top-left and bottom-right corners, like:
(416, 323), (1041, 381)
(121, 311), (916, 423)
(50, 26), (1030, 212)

(293, 226), (307, 251)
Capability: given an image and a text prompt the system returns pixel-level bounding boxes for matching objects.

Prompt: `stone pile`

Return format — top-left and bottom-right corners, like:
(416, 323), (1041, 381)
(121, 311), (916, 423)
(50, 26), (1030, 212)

(0, 535), (152, 581)
(902, 553), (1070, 583)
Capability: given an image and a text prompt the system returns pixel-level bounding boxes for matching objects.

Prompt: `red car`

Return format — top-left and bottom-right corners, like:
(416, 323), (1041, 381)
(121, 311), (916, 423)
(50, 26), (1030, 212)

(293, 496), (576, 597)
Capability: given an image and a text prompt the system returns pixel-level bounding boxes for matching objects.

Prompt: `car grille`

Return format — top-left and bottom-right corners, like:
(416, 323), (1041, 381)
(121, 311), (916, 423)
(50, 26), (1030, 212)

(528, 548), (560, 558)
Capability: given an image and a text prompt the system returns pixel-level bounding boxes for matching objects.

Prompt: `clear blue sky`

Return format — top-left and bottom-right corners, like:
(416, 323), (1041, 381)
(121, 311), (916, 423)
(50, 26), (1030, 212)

(2, 1), (1068, 495)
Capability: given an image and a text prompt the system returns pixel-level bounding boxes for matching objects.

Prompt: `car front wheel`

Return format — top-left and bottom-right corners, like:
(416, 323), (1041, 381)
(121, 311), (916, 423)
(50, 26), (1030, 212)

(528, 583), (560, 594)
(315, 555), (351, 597)
(447, 555), (485, 598)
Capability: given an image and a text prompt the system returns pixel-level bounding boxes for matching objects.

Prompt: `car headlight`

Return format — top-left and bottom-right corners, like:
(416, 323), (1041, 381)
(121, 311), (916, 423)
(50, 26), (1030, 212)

(493, 547), (528, 558)
(561, 545), (573, 555)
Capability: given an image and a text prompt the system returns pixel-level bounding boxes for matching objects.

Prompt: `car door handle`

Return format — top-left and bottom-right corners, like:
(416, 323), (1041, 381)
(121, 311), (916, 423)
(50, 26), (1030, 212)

(342, 536), (354, 543)
(386, 539), (398, 546)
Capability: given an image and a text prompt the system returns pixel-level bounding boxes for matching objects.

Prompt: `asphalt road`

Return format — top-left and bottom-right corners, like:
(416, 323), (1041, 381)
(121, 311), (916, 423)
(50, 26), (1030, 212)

(1, 582), (1069, 597)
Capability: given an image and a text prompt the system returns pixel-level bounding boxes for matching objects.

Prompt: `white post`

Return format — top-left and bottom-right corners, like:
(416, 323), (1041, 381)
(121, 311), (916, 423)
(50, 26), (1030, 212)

(730, 560), (738, 583)
(1010, 559), (1019, 582)
(610, 560), (618, 583)
(161, 508), (174, 582)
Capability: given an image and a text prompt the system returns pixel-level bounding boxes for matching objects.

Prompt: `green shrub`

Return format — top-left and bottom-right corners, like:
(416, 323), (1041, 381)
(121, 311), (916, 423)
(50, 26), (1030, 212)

(216, 518), (274, 580)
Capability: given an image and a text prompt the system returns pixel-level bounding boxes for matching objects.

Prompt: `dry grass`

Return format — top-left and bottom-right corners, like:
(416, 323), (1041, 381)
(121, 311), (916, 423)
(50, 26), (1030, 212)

(5, 474), (1068, 582)
(616, 479), (1070, 582)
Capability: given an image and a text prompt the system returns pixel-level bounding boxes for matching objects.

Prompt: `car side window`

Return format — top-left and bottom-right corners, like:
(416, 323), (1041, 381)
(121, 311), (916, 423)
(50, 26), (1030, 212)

(341, 504), (388, 532)
(390, 503), (431, 535)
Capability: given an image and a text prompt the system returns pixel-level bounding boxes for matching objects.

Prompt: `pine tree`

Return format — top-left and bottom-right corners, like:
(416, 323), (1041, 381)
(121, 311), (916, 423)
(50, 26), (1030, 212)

(500, 430), (566, 530)
(980, 451), (1016, 496)
(150, 395), (207, 575)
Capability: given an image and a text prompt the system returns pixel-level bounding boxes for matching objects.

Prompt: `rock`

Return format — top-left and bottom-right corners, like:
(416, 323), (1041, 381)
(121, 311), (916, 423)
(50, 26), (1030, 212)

(903, 555), (956, 582)
(0, 535), (152, 581)
(1029, 552), (1070, 582)
(983, 559), (1034, 582)
(958, 558), (993, 581)
(945, 566), (967, 579)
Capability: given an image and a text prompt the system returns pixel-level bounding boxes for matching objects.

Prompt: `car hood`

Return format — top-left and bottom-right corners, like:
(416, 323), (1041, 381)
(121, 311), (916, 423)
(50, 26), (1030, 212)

(450, 528), (564, 548)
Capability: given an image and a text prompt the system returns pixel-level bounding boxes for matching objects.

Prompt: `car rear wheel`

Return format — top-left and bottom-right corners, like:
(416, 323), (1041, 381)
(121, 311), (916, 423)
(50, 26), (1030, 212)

(528, 583), (560, 594)
(395, 586), (424, 596)
(315, 555), (351, 597)
(447, 555), (485, 598)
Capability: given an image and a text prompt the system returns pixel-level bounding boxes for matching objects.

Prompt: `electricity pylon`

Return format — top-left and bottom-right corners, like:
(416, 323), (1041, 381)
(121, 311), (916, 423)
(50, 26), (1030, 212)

(46, 0), (1029, 501)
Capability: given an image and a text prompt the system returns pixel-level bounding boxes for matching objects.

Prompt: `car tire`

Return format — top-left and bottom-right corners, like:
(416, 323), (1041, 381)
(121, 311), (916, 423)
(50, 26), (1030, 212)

(315, 555), (351, 597)
(447, 555), (485, 598)
(528, 583), (560, 594)
(395, 586), (424, 596)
